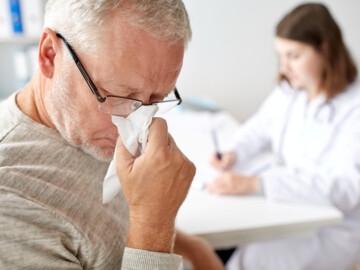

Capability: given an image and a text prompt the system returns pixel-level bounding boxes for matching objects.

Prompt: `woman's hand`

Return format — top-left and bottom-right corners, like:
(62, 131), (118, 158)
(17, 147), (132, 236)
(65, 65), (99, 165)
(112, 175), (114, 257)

(210, 151), (237, 171)
(206, 172), (259, 195)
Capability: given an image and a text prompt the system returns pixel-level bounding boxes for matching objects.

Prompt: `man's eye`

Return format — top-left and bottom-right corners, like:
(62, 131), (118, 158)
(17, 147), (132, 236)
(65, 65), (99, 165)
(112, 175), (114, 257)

(151, 96), (166, 102)
(99, 88), (108, 96)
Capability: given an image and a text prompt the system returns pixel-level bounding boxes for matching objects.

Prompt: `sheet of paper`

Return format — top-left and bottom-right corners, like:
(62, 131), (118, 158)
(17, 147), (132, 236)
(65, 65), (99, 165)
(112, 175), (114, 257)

(163, 110), (274, 190)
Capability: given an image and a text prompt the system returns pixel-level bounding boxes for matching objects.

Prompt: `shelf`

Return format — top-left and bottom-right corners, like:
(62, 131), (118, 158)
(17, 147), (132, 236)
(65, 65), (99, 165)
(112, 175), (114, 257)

(0, 36), (40, 45)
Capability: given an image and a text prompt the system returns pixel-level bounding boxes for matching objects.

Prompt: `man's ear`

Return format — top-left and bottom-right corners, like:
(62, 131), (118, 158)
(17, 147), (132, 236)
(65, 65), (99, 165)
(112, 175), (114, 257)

(38, 28), (62, 79)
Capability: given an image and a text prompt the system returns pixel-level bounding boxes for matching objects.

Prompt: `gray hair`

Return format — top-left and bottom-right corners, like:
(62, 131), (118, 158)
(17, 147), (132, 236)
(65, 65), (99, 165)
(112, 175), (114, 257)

(44, 0), (192, 54)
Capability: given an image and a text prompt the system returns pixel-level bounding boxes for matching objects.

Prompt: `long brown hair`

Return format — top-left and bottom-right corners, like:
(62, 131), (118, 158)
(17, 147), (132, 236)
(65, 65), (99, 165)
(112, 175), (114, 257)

(276, 3), (357, 98)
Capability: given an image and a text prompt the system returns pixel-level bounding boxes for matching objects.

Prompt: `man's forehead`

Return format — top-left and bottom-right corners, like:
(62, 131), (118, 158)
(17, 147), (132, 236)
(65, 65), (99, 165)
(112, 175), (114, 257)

(94, 43), (183, 91)
(87, 14), (184, 96)
(94, 33), (184, 89)
(100, 45), (184, 73)
(100, 15), (184, 61)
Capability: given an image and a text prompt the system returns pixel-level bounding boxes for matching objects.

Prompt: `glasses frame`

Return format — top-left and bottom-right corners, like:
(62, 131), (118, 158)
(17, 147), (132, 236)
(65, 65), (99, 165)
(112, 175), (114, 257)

(55, 33), (182, 113)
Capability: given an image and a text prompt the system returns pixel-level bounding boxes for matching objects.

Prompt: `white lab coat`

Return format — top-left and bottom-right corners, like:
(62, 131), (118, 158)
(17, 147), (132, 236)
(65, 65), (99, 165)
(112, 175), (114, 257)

(226, 80), (360, 270)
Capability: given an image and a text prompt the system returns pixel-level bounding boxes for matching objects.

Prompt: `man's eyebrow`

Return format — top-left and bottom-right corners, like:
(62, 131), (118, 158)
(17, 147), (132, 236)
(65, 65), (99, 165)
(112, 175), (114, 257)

(165, 87), (176, 95)
(94, 79), (139, 93)
(94, 79), (176, 95)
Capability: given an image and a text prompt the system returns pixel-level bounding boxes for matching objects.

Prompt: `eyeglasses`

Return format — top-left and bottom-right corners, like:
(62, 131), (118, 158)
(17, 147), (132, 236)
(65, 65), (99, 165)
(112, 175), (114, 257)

(56, 33), (182, 117)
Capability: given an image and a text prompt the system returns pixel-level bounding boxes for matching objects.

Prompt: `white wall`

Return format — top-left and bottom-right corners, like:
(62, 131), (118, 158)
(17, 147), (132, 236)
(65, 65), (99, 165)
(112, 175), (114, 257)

(178, 0), (360, 121)
(0, 45), (16, 98)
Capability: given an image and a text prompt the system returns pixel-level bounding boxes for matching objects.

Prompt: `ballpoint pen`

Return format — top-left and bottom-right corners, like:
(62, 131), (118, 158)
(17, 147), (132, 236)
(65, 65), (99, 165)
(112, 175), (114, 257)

(211, 129), (222, 160)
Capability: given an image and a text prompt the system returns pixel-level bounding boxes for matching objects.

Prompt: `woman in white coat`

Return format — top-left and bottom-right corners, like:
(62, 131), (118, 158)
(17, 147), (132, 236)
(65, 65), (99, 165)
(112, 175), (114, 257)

(208, 3), (360, 270)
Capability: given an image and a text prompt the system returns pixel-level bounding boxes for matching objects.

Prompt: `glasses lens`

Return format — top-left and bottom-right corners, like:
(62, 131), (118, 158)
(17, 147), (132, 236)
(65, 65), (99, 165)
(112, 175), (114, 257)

(98, 89), (181, 116)
(154, 100), (180, 115)
(98, 97), (142, 116)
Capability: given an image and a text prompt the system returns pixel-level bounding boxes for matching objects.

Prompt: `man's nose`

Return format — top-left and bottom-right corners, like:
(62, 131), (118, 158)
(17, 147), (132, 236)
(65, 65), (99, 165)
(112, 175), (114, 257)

(135, 93), (152, 105)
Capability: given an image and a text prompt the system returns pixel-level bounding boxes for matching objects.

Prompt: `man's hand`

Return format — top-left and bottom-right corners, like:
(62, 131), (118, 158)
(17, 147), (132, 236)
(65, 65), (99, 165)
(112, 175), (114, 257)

(206, 172), (259, 195)
(116, 118), (196, 253)
(174, 230), (225, 270)
(210, 151), (236, 171)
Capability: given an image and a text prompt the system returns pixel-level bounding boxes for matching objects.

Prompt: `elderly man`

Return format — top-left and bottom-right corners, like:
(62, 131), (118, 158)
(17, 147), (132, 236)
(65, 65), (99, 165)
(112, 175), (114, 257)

(0, 0), (224, 269)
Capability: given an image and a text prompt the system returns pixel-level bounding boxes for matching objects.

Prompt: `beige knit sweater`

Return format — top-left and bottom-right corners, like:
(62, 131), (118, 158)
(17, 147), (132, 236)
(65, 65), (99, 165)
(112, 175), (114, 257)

(0, 93), (182, 269)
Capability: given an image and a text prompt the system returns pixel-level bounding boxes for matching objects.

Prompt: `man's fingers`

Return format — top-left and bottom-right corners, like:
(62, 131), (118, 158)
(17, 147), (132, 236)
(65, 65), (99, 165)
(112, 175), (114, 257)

(146, 118), (170, 153)
(116, 134), (135, 174)
(167, 133), (178, 149)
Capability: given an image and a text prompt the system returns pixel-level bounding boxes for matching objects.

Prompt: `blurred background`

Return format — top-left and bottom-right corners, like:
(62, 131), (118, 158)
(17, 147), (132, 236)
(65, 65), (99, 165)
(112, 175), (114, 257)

(1, 0), (359, 121)
(178, 0), (360, 121)
(0, 0), (45, 98)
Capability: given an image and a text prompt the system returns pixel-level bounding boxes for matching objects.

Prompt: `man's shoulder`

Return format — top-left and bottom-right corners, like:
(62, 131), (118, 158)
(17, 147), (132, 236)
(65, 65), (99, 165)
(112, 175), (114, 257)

(0, 93), (62, 144)
(0, 121), (126, 269)
(0, 94), (99, 176)
(0, 174), (126, 269)
(0, 189), (125, 270)
(0, 189), (84, 269)
(0, 95), (20, 142)
(0, 93), (125, 255)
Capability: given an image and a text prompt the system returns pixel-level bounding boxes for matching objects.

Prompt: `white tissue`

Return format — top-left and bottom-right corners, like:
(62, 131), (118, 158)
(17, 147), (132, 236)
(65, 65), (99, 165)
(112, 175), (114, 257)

(103, 105), (158, 204)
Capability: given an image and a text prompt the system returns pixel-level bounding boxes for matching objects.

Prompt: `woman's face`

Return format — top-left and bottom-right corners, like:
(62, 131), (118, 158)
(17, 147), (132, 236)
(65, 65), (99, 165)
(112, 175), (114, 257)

(275, 37), (324, 91)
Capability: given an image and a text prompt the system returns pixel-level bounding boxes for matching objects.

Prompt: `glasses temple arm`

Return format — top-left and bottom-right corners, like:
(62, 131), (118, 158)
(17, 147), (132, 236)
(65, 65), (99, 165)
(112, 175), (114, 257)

(56, 33), (105, 103)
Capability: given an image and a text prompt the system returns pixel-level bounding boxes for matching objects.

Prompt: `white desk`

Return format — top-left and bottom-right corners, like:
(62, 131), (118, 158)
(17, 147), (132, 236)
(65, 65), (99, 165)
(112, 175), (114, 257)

(164, 110), (343, 249)
(176, 190), (342, 249)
